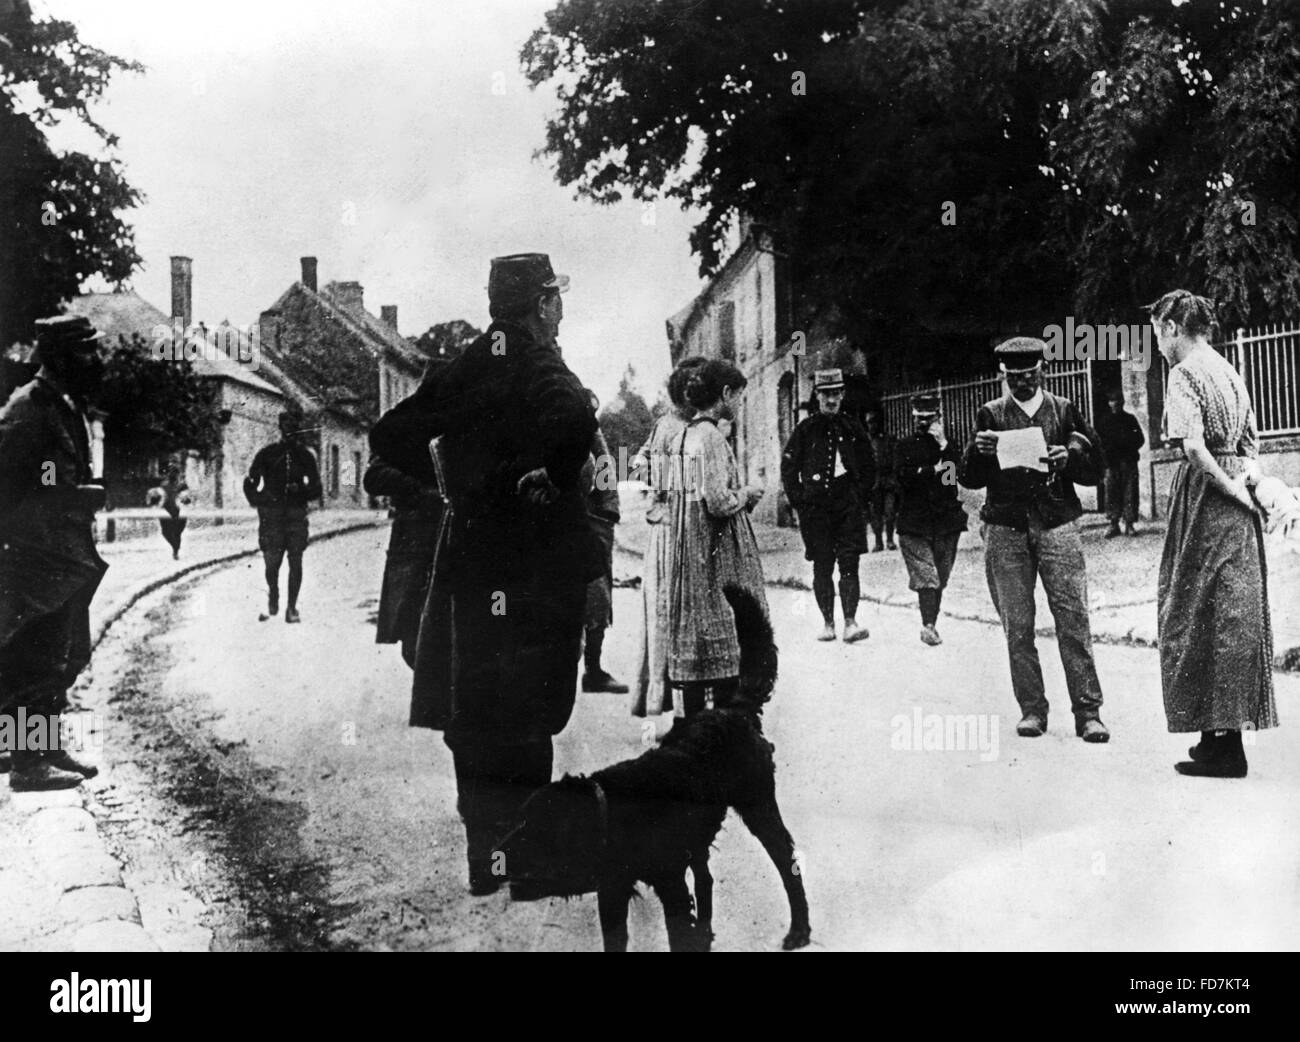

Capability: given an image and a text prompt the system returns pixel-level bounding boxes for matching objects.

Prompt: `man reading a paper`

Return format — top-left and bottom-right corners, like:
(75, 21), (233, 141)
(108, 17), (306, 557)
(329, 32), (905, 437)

(959, 338), (1110, 743)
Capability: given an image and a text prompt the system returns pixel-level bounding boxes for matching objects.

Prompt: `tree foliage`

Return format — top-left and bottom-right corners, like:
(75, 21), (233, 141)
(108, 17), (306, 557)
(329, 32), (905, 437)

(524, 0), (1300, 369)
(597, 364), (655, 463)
(0, 0), (144, 348)
(95, 334), (221, 458)
(413, 319), (483, 364)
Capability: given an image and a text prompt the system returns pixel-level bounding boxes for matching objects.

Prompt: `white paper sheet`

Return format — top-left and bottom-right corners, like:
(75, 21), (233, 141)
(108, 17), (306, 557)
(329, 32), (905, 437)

(995, 426), (1049, 472)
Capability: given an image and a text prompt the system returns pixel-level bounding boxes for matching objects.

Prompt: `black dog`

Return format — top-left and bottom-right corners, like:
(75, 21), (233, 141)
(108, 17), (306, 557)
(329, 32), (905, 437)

(499, 586), (811, 951)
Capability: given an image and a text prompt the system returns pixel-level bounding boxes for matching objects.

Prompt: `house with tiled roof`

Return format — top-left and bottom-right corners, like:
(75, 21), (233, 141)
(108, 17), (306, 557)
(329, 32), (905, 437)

(62, 258), (286, 509)
(255, 257), (428, 505)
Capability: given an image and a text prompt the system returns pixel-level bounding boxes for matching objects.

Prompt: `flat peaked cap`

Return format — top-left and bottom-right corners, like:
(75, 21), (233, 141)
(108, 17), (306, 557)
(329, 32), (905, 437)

(994, 336), (1046, 372)
(35, 315), (104, 350)
(813, 368), (845, 391)
(488, 253), (570, 306)
(911, 392), (942, 415)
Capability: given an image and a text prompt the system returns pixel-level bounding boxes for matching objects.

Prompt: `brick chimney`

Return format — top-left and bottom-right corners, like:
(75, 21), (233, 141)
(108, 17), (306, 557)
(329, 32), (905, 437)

(380, 305), (398, 330)
(170, 256), (193, 327)
(300, 256), (318, 293)
(330, 281), (365, 315)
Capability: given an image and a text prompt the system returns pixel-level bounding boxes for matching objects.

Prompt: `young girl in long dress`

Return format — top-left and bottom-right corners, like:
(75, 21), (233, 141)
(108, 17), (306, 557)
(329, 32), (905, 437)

(665, 359), (768, 716)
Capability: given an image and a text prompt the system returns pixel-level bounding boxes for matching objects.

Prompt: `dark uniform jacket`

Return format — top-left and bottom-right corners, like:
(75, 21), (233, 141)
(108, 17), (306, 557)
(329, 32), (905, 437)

(0, 375), (107, 658)
(369, 320), (600, 739)
(243, 441), (322, 508)
(958, 392), (1105, 531)
(780, 412), (875, 511)
(894, 432), (967, 538)
(1095, 408), (1145, 465)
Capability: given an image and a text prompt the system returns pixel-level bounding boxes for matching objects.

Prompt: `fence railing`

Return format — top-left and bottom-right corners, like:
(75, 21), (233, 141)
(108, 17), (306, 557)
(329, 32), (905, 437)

(1216, 325), (1298, 437)
(881, 361), (1093, 447)
(1154, 324), (1300, 439)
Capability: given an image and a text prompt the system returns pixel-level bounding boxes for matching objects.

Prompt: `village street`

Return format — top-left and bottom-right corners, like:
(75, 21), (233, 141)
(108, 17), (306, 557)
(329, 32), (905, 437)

(49, 521), (1300, 952)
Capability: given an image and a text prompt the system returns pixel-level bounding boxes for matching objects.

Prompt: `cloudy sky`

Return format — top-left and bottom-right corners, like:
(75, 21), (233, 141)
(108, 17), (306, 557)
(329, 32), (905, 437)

(37, 0), (706, 404)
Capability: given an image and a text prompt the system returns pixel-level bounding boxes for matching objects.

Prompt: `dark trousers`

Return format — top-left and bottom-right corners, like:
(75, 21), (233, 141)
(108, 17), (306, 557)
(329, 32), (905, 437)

(159, 515), (187, 553)
(868, 488), (897, 543)
(1104, 459), (1139, 524)
(0, 601), (86, 765)
(446, 732), (554, 867)
(811, 553), (860, 624)
(983, 516), (1104, 721)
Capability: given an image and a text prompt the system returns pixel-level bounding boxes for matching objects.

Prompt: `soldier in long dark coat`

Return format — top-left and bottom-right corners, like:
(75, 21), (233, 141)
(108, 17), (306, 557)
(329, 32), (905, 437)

(0, 316), (109, 791)
(369, 253), (600, 895)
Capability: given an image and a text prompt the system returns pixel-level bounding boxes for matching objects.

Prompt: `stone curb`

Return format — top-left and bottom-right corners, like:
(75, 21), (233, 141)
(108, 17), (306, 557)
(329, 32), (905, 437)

(14, 515), (388, 952)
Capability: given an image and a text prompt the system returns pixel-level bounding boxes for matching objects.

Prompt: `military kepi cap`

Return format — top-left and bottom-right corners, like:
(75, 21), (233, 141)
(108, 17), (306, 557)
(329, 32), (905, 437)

(813, 368), (845, 392)
(34, 315), (104, 352)
(994, 336), (1046, 373)
(488, 253), (570, 306)
(911, 392), (941, 416)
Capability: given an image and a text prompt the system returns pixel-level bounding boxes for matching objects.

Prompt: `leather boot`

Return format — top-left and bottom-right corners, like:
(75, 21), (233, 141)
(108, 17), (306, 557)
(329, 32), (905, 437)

(46, 748), (99, 778)
(9, 751), (83, 792)
(1188, 730), (1218, 762)
(1176, 730), (1247, 778)
(465, 827), (503, 896)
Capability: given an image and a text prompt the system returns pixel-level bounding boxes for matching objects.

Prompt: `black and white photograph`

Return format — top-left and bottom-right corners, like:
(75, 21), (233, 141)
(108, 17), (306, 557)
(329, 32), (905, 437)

(2, 0), (1299, 980)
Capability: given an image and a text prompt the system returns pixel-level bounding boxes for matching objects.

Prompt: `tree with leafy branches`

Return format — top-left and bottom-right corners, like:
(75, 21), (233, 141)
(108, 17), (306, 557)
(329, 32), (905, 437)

(596, 364), (655, 466)
(413, 319), (483, 364)
(96, 333), (221, 461)
(0, 0), (144, 349)
(524, 0), (1299, 376)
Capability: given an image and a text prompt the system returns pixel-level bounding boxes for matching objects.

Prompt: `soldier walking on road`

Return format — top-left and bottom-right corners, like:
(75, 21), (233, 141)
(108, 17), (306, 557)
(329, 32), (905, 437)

(894, 393), (966, 646)
(244, 409), (323, 624)
(781, 368), (874, 643)
(958, 338), (1111, 743)
(0, 316), (109, 791)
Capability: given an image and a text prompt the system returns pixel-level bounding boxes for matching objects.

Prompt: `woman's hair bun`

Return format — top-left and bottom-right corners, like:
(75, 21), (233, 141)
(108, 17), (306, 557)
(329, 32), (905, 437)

(1145, 288), (1219, 338)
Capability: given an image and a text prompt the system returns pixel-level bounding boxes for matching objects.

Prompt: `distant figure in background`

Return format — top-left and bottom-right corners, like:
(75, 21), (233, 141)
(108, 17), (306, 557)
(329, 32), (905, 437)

(631, 357), (705, 717)
(863, 408), (898, 551)
(147, 465), (191, 560)
(0, 316), (108, 791)
(781, 368), (873, 643)
(582, 394), (627, 693)
(244, 408), (322, 624)
(894, 393), (966, 646)
(1096, 388), (1145, 537)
